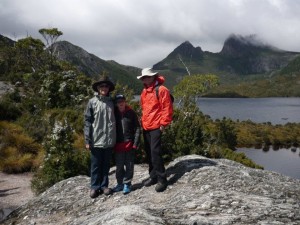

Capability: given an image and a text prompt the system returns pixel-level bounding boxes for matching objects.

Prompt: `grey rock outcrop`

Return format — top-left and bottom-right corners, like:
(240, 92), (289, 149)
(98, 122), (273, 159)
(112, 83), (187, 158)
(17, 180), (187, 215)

(3, 155), (300, 225)
(0, 81), (14, 98)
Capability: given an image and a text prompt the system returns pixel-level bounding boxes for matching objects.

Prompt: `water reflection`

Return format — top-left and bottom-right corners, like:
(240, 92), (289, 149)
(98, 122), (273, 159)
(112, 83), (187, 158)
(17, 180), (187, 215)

(236, 147), (300, 180)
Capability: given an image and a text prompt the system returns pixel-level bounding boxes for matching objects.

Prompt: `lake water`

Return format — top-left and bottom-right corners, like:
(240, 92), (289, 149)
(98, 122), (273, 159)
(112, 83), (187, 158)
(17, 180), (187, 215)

(197, 97), (300, 125)
(197, 97), (300, 180)
(236, 147), (300, 180)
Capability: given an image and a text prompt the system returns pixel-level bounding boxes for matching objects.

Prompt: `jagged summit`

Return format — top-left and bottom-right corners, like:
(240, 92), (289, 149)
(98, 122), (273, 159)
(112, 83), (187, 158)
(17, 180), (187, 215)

(1, 33), (300, 93)
(220, 34), (278, 57)
(170, 40), (203, 58)
(153, 34), (299, 80)
(153, 41), (203, 71)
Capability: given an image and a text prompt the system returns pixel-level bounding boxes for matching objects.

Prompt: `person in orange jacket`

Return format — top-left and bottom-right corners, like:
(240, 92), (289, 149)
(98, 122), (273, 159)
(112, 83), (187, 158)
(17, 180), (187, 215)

(137, 67), (173, 192)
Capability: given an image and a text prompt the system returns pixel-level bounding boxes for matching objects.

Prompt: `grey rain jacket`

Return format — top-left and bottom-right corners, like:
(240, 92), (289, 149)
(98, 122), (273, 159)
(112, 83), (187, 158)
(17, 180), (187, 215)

(84, 95), (116, 148)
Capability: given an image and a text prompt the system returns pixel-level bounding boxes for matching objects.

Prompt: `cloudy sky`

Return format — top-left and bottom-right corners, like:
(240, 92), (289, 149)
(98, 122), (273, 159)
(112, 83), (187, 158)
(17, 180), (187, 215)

(1, 0), (300, 68)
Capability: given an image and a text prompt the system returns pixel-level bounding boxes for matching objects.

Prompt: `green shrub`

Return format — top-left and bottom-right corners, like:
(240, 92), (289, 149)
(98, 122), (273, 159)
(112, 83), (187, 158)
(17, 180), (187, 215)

(214, 118), (237, 150)
(31, 119), (89, 194)
(17, 113), (50, 142)
(235, 121), (300, 148)
(221, 148), (263, 169)
(0, 94), (22, 121)
(161, 101), (214, 162)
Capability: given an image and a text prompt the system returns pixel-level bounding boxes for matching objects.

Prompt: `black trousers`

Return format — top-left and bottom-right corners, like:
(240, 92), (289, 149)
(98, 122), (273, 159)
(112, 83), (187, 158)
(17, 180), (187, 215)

(143, 128), (167, 183)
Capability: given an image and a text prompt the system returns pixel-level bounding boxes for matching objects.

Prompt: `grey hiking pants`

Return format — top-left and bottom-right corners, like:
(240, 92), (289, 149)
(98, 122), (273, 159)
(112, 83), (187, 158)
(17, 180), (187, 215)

(114, 149), (135, 185)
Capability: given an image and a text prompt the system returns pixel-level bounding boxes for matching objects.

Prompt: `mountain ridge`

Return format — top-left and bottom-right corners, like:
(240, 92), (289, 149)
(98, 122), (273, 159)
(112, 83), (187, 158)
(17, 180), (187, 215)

(154, 34), (299, 76)
(1, 33), (300, 96)
(52, 40), (141, 91)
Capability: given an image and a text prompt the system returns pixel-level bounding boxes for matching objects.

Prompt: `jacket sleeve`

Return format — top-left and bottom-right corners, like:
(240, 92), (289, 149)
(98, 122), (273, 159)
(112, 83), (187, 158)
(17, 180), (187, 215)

(132, 110), (141, 148)
(84, 100), (94, 145)
(159, 87), (173, 127)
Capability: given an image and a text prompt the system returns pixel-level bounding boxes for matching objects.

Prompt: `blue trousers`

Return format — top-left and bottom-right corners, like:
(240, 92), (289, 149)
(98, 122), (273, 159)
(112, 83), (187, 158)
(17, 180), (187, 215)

(90, 147), (112, 190)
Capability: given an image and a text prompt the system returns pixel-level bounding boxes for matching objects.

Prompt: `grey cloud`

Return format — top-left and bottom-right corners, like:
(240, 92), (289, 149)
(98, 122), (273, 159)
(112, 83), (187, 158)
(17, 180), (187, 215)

(1, 0), (300, 68)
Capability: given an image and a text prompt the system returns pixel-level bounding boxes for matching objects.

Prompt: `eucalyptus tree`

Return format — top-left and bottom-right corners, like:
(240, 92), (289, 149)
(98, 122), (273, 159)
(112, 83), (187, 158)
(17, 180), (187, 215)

(173, 74), (219, 107)
(39, 28), (63, 69)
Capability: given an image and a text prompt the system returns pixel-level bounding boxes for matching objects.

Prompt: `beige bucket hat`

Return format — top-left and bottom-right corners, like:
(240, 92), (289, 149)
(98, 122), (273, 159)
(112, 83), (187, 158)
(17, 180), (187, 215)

(137, 68), (158, 79)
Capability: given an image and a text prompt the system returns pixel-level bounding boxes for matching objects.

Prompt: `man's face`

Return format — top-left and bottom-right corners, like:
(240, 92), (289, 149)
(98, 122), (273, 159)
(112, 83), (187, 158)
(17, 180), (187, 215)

(97, 83), (110, 95)
(141, 76), (155, 86)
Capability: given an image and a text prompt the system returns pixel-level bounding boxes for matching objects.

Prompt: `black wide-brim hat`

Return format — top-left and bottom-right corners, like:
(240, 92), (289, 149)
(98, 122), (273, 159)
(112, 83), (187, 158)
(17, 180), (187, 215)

(92, 76), (115, 92)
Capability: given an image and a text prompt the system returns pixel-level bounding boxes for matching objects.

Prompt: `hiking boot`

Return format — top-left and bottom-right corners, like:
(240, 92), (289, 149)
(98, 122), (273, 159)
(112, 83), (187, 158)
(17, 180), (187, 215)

(102, 187), (113, 196)
(90, 189), (101, 198)
(112, 184), (124, 192)
(155, 182), (167, 192)
(123, 184), (131, 195)
(144, 178), (157, 187)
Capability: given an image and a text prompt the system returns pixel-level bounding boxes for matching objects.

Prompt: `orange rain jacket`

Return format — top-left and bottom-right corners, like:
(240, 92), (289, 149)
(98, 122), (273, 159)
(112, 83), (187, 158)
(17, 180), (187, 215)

(140, 75), (173, 130)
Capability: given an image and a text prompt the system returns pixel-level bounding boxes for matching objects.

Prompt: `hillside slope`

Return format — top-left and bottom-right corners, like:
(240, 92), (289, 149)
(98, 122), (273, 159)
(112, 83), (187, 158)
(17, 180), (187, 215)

(53, 41), (141, 91)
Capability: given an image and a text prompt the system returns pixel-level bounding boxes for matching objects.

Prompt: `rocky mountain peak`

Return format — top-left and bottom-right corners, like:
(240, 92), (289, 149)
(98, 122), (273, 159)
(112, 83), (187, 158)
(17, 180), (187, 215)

(220, 34), (275, 57)
(53, 41), (92, 60)
(170, 40), (203, 59)
(153, 41), (203, 70)
(3, 155), (300, 225)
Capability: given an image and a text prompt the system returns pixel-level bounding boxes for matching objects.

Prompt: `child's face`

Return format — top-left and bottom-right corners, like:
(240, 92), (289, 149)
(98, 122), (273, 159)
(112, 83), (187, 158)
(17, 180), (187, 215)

(117, 100), (126, 112)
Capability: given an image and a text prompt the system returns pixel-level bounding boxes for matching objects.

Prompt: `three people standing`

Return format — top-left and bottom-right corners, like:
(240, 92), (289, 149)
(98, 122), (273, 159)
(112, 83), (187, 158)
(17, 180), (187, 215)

(84, 67), (173, 198)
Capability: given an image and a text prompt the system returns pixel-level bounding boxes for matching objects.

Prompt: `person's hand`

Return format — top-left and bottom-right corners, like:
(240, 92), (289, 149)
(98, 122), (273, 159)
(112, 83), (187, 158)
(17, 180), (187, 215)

(160, 125), (165, 132)
(85, 144), (90, 150)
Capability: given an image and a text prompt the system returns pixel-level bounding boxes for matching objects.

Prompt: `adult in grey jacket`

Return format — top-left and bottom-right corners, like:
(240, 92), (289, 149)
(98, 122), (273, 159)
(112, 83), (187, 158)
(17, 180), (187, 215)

(84, 75), (116, 198)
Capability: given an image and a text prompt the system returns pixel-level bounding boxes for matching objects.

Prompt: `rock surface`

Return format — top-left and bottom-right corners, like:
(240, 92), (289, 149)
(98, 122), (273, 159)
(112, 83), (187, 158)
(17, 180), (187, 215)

(0, 81), (14, 98)
(0, 172), (33, 222)
(3, 155), (300, 225)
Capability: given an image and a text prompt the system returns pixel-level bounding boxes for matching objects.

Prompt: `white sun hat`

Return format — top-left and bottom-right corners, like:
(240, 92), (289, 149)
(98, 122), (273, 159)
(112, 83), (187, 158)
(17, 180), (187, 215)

(137, 68), (158, 79)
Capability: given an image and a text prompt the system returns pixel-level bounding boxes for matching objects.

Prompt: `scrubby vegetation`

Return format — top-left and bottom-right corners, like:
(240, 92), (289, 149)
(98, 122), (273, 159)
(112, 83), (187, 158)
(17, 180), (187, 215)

(1, 28), (298, 194)
(31, 119), (90, 194)
(207, 73), (300, 97)
(235, 120), (300, 149)
(0, 121), (44, 173)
